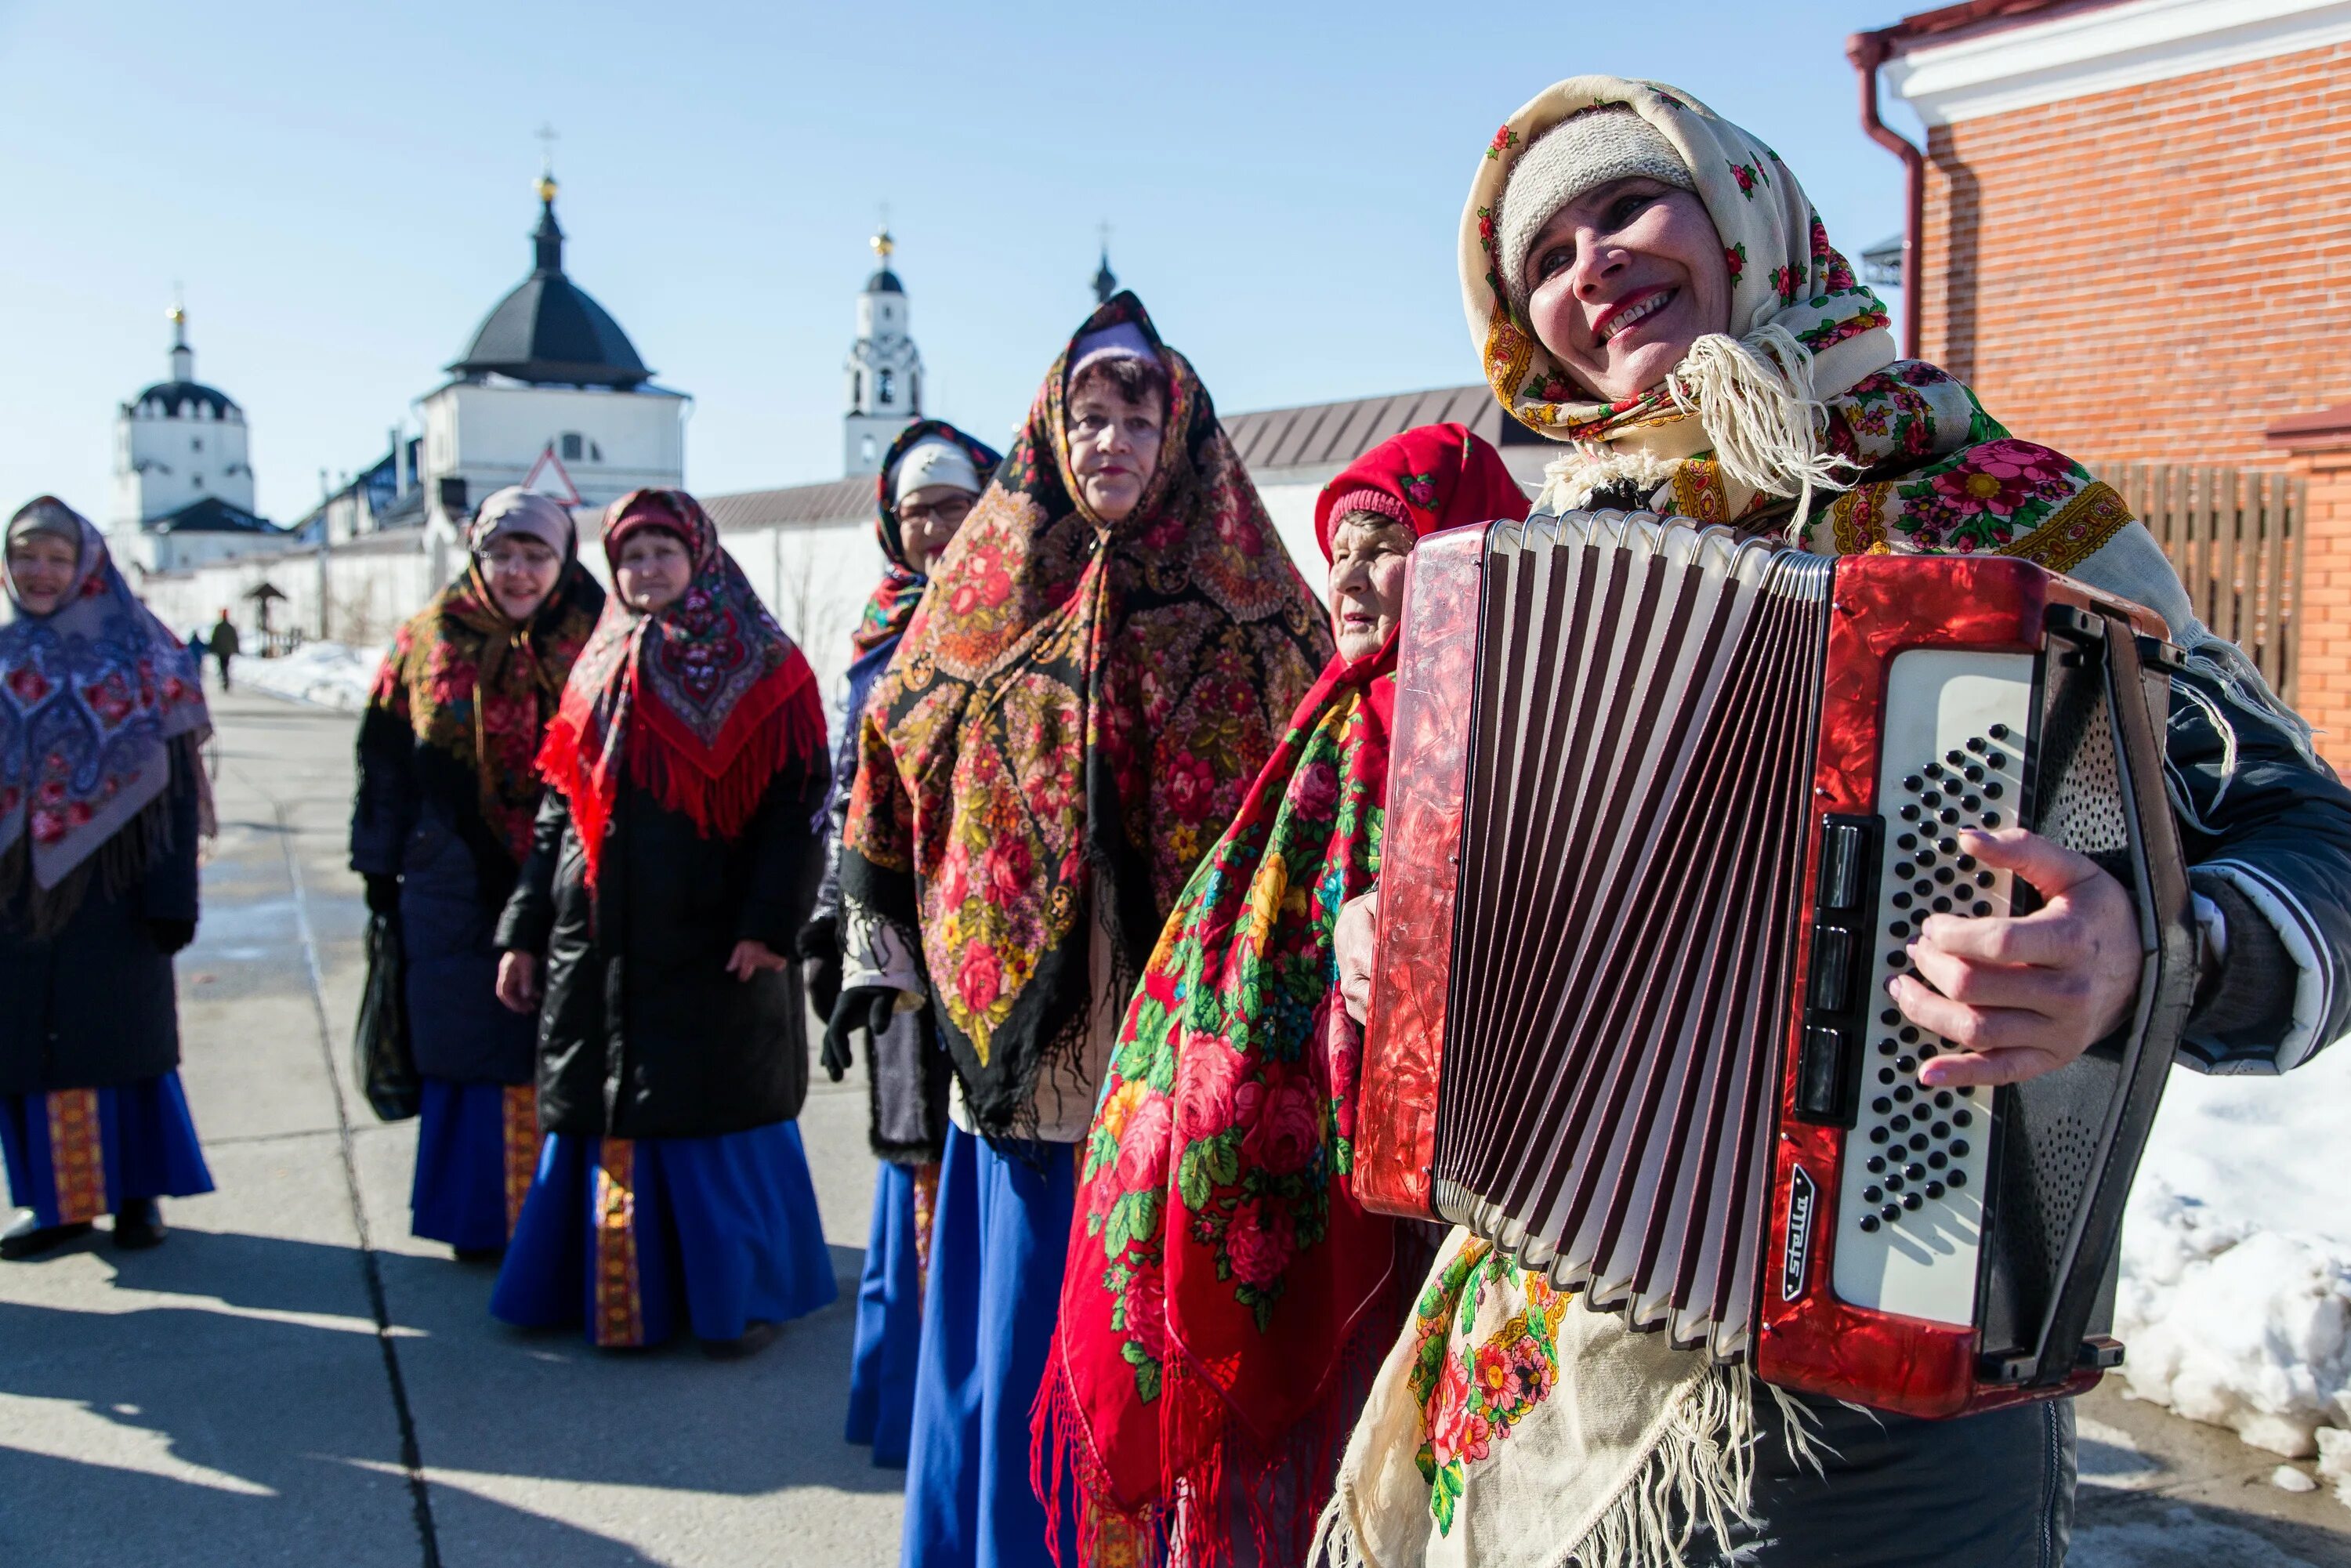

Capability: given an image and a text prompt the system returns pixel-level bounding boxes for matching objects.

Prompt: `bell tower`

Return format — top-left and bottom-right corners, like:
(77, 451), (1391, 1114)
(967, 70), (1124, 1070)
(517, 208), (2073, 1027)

(843, 226), (923, 476)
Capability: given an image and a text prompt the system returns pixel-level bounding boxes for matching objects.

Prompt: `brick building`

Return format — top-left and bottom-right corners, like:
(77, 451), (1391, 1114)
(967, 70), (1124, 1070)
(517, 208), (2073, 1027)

(1854, 0), (2351, 762)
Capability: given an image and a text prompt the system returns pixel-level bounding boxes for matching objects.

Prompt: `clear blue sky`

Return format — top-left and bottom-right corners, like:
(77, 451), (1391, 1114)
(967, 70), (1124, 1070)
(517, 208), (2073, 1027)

(0, 0), (1928, 525)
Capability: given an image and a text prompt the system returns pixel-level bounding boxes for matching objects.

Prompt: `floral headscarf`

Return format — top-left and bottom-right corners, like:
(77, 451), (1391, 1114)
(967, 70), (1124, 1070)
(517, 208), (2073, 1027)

(537, 488), (826, 892)
(850, 420), (1002, 662)
(0, 498), (212, 931)
(359, 503), (604, 884)
(839, 292), (1330, 1143)
(1039, 426), (1528, 1561)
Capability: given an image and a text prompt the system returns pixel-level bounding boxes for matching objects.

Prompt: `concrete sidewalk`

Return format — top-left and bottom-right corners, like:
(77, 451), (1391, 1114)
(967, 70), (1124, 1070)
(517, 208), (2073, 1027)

(0, 692), (900, 1566)
(2, 689), (2348, 1565)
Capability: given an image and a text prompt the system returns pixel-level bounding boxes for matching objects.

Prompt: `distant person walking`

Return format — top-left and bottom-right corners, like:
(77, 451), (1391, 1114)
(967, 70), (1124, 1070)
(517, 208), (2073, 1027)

(350, 487), (603, 1262)
(206, 609), (239, 692)
(490, 488), (837, 1356)
(0, 498), (216, 1259)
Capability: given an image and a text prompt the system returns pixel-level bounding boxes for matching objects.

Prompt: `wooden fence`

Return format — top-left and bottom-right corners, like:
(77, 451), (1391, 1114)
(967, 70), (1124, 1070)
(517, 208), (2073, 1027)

(2096, 463), (2307, 706)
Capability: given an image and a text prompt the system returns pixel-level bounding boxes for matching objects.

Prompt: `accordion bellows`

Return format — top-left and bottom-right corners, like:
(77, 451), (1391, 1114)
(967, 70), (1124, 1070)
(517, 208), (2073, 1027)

(1356, 511), (2197, 1418)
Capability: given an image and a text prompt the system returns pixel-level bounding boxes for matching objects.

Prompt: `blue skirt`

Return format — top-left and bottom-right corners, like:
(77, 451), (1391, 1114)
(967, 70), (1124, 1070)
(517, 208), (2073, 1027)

(902, 1124), (1078, 1568)
(845, 1159), (937, 1466)
(0, 1071), (214, 1229)
(488, 1121), (836, 1347)
(410, 1077), (539, 1252)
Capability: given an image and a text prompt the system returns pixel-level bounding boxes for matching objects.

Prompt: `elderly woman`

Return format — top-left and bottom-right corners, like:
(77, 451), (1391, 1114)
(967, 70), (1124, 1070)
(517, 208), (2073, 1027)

(1039, 425), (1528, 1564)
(0, 498), (214, 1258)
(488, 488), (835, 1357)
(838, 295), (1329, 1568)
(800, 419), (1002, 1468)
(352, 487), (604, 1262)
(1320, 78), (2351, 1568)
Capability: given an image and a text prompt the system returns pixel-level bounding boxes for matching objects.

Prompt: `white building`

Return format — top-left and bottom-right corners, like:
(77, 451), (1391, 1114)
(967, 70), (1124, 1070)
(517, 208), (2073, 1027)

(418, 172), (687, 567)
(842, 229), (923, 476)
(110, 304), (282, 574)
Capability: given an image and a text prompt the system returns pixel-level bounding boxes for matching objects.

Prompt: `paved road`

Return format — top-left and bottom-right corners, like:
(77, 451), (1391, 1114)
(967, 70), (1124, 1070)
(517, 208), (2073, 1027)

(1, 690), (2346, 1565)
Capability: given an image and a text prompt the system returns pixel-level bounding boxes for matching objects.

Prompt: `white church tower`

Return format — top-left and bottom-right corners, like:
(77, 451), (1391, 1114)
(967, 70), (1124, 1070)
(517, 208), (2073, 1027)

(112, 302), (263, 565)
(843, 227), (922, 476)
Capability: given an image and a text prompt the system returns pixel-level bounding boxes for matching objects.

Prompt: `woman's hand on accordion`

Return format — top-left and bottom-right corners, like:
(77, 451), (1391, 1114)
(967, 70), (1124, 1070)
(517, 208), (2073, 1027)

(1890, 827), (2139, 1088)
(1336, 890), (1378, 1025)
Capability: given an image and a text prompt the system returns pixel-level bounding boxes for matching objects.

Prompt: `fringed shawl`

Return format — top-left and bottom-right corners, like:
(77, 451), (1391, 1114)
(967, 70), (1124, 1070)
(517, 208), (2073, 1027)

(0, 498), (212, 933)
(358, 543), (603, 889)
(537, 488), (826, 890)
(838, 293), (1330, 1143)
(1042, 427), (1529, 1564)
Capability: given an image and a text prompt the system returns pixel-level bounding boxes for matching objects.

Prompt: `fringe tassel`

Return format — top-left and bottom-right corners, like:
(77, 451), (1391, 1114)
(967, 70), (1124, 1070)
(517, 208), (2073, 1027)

(2, 737), (206, 939)
(1539, 447), (1684, 515)
(1309, 1365), (1823, 1568)
(1667, 326), (1857, 538)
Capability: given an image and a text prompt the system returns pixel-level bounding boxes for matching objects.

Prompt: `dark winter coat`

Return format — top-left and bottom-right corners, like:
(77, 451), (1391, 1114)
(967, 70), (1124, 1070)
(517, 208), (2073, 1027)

(493, 763), (827, 1139)
(349, 765), (535, 1086)
(0, 751), (200, 1094)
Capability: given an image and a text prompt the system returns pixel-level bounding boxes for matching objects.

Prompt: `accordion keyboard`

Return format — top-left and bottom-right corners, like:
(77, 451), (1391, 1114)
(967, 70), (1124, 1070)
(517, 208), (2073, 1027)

(1832, 648), (2035, 1326)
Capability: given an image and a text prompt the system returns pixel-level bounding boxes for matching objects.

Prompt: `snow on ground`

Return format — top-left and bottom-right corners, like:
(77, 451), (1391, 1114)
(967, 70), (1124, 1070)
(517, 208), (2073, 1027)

(229, 643), (2351, 1498)
(2118, 1041), (2351, 1491)
(227, 641), (382, 714)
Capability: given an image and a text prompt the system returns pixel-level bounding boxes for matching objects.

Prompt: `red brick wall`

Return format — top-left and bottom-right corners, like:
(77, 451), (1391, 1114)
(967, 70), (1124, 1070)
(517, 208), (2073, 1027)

(1918, 42), (2351, 465)
(2276, 439), (2351, 774)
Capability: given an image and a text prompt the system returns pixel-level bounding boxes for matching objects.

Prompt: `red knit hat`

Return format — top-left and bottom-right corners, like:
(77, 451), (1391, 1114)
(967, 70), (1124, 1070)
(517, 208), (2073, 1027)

(1311, 422), (1530, 559)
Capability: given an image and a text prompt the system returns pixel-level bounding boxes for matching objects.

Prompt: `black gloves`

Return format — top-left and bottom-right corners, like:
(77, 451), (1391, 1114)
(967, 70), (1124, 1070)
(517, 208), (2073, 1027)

(823, 985), (898, 1084)
(364, 874), (401, 917)
(795, 921), (842, 1021)
(149, 918), (197, 956)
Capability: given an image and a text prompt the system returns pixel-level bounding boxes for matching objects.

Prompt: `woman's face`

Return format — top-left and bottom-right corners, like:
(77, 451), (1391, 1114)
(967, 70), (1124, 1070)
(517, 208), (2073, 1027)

(614, 529), (692, 614)
(5, 533), (80, 616)
(480, 536), (563, 623)
(897, 484), (976, 576)
(1066, 378), (1165, 523)
(1523, 177), (1733, 404)
(1328, 512), (1416, 664)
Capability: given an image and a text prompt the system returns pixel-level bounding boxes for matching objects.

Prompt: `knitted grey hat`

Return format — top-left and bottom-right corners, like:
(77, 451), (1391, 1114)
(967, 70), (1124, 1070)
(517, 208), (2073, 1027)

(1496, 105), (1694, 312)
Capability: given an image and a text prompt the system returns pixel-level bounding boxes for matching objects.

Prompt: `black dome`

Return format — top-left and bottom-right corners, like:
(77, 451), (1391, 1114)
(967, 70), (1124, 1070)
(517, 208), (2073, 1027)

(448, 197), (651, 389)
(866, 267), (904, 295)
(130, 381), (241, 418)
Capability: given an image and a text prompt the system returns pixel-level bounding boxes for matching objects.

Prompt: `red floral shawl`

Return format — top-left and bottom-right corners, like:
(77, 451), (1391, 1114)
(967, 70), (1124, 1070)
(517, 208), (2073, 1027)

(537, 488), (825, 890)
(850, 420), (1004, 661)
(360, 545), (603, 875)
(1039, 426), (1529, 1558)
(839, 294), (1330, 1142)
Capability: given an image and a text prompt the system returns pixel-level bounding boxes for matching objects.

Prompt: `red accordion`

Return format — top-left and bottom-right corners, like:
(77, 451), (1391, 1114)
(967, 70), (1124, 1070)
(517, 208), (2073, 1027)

(1354, 511), (2195, 1418)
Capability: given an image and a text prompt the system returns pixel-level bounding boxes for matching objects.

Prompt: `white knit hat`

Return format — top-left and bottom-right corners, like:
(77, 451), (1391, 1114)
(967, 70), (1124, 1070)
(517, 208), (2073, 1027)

(892, 437), (984, 504)
(1496, 106), (1694, 311)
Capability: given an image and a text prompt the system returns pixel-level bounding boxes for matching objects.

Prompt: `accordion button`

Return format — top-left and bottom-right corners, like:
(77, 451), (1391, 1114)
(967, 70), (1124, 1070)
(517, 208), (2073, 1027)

(1976, 871), (1995, 887)
(1878, 1066), (1896, 1085)
(1878, 1040), (1897, 1057)
(1987, 753), (2008, 770)
(1886, 950), (1907, 969)
(1965, 763), (1985, 782)
(1932, 1121), (1951, 1139)
(1922, 790), (1943, 809)
(1933, 896), (1954, 913)
(1938, 838), (1958, 854)
(1881, 1008), (1902, 1025)
(1947, 749), (1966, 766)
(1925, 762), (1944, 780)
(1894, 861), (1916, 880)
(1896, 1064), (1916, 1081)
(1926, 1181), (1946, 1200)
(1972, 902), (1992, 918)
(1935, 1091), (1954, 1109)
(1904, 1192), (1925, 1211)
(1897, 832), (1918, 851)
(1860, 1215), (1881, 1233)
(1929, 1150), (1948, 1169)
(1900, 804), (1920, 822)
(1989, 723), (2011, 741)
(1935, 867), (1956, 885)
(1940, 807), (1962, 824)
(1985, 780), (2005, 798)
(1963, 794), (1983, 812)
(1951, 1139), (1971, 1157)
(1889, 1114), (1911, 1132)
(1881, 1204), (1902, 1222)
(1869, 1126), (1889, 1144)
(1899, 1026), (1920, 1043)
(1957, 854), (1978, 871)
(1903, 773), (1924, 791)
(1905, 1162), (1926, 1181)
(1914, 880), (1934, 898)
(1885, 1172), (1904, 1191)
(1954, 1107), (1975, 1124)
(1967, 736), (1988, 755)
(1917, 848), (1938, 867)
(1891, 892), (1912, 911)
(1866, 1155), (1886, 1173)
(1910, 1133), (1931, 1151)
(1983, 811), (2003, 827)
(1950, 1170), (1968, 1189)
(1872, 1096), (1892, 1115)
(1864, 1186), (1883, 1204)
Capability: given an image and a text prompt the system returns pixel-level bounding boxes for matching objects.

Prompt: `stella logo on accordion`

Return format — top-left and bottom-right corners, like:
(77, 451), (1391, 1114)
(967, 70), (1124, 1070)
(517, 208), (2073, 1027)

(1780, 1165), (1817, 1305)
(1353, 511), (2196, 1419)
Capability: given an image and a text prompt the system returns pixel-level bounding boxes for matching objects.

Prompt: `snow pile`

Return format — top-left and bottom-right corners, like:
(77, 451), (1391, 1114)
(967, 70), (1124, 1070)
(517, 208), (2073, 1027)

(2116, 1041), (2351, 1470)
(227, 641), (382, 713)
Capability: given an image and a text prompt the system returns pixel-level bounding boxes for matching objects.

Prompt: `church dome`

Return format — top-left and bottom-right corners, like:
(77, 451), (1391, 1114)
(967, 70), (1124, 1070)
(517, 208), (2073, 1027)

(865, 267), (905, 295)
(449, 179), (651, 389)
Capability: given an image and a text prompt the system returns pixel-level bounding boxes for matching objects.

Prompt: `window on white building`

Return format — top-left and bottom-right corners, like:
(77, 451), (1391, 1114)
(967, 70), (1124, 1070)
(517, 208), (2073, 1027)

(877, 368), (896, 406)
(861, 434), (878, 466)
(191, 436), (204, 452)
(560, 432), (584, 461)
